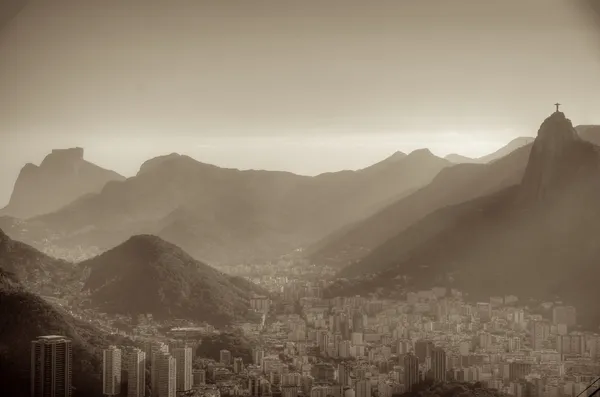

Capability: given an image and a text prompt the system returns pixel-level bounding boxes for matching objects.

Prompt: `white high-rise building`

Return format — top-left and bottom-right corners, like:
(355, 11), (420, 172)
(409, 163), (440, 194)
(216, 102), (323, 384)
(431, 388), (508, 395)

(151, 343), (170, 397)
(172, 347), (192, 392)
(103, 346), (122, 396)
(127, 348), (146, 397)
(31, 336), (73, 397)
(155, 352), (177, 397)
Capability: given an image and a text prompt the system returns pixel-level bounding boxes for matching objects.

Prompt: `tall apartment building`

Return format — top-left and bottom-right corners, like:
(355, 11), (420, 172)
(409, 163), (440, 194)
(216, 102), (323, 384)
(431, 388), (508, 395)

(432, 347), (447, 382)
(355, 379), (372, 397)
(155, 352), (176, 397)
(415, 340), (434, 362)
(31, 335), (73, 397)
(102, 346), (122, 396)
(253, 348), (265, 366)
(172, 347), (192, 392)
(404, 353), (419, 392)
(219, 349), (232, 365)
(127, 348), (146, 397)
(150, 343), (170, 397)
(233, 357), (244, 374)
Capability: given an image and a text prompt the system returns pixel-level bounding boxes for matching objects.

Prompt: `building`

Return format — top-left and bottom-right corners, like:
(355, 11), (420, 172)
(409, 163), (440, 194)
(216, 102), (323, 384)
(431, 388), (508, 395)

(172, 347), (192, 392)
(415, 340), (434, 362)
(233, 357), (244, 374)
(150, 342), (170, 397)
(31, 336), (73, 397)
(253, 348), (265, 366)
(155, 352), (177, 397)
(192, 369), (206, 388)
(127, 348), (146, 397)
(220, 349), (232, 366)
(355, 379), (371, 397)
(102, 346), (122, 396)
(509, 362), (532, 382)
(432, 347), (447, 382)
(530, 321), (550, 351)
(404, 353), (419, 392)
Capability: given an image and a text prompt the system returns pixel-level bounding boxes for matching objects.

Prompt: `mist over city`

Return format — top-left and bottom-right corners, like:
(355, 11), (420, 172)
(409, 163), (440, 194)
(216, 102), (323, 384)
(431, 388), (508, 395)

(1, 1), (600, 397)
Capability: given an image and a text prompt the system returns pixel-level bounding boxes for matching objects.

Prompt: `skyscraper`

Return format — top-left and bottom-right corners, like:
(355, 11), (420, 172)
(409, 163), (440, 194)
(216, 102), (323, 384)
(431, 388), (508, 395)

(172, 347), (192, 392)
(103, 346), (122, 396)
(155, 351), (176, 397)
(31, 335), (73, 397)
(355, 379), (371, 397)
(415, 340), (434, 362)
(233, 357), (244, 374)
(404, 353), (419, 392)
(127, 348), (146, 397)
(220, 349), (232, 365)
(431, 347), (447, 382)
(253, 348), (265, 366)
(150, 343), (169, 397)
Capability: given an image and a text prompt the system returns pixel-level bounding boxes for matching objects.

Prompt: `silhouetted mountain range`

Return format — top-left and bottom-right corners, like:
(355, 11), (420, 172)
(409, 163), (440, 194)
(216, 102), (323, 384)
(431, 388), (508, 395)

(81, 234), (266, 325)
(0, 268), (121, 397)
(1, 148), (450, 264)
(0, 147), (124, 219)
(445, 137), (534, 164)
(326, 113), (600, 327)
(308, 144), (532, 268)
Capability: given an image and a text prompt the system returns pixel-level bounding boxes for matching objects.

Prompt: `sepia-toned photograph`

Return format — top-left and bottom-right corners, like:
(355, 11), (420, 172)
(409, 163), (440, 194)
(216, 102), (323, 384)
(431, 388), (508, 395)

(1, 1), (600, 397)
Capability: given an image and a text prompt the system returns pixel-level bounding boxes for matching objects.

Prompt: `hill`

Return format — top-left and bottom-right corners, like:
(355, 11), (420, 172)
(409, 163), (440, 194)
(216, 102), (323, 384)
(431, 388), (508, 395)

(0, 227), (82, 296)
(0, 268), (127, 397)
(3, 149), (450, 265)
(326, 112), (600, 328)
(308, 144), (532, 270)
(1, 147), (124, 219)
(80, 234), (266, 326)
(445, 137), (534, 164)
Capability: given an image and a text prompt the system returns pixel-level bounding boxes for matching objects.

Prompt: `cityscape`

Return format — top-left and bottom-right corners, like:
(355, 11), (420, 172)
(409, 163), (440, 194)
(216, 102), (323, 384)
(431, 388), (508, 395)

(2, 1), (600, 397)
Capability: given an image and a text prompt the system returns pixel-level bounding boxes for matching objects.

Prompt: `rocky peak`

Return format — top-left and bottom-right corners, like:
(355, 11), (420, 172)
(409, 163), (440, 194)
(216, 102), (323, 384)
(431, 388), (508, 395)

(519, 111), (598, 203)
(40, 147), (85, 168)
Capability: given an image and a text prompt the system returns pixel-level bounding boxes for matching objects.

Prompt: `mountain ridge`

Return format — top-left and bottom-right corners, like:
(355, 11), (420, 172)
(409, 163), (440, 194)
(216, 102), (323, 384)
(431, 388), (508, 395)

(1, 147), (125, 219)
(2, 148), (450, 265)
(327, 113), (600, 328)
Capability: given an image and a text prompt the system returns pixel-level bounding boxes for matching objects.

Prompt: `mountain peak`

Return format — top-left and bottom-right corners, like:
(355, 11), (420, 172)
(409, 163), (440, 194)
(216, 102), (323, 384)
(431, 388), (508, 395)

(407, 148), (435, 159)
(536, 111), (579, 145)
(40, 147), (84, 167)
(383, 151), (407, 162)
(519, 111), (597, 202)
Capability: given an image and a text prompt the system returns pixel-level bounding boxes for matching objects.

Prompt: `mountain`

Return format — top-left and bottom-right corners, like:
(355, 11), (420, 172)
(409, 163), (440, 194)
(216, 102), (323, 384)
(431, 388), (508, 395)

(576, 125), (600, 146)
(445, 137), (534, 164)
(444, 153), (478, 164)
(3, 149), (450, 265)
(0, 268), (122, 396)
(0, 227), (82, 295)
(308, 144), (532, 269)
(80, 234), (266, 325)
(327, 112), (600, 328)
(1, 147), (125, 219)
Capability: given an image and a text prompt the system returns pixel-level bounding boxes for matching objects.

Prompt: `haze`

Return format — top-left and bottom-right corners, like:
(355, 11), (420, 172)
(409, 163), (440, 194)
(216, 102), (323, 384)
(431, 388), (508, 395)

(1, 0), (600, 206)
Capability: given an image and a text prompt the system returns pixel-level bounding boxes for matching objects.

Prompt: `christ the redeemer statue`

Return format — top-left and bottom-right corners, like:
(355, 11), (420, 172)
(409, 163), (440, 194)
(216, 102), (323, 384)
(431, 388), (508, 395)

(555, 103), (561, 112)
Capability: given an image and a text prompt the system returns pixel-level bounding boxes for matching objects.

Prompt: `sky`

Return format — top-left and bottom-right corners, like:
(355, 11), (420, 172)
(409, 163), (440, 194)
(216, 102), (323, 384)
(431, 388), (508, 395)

(0, 0), (600, 206)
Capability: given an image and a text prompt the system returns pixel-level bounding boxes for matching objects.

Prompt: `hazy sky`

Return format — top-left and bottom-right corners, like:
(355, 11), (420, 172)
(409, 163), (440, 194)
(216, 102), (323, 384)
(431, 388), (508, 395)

(1, 0), (600, 206)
